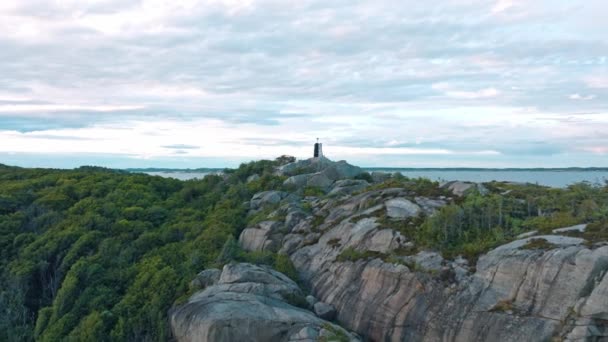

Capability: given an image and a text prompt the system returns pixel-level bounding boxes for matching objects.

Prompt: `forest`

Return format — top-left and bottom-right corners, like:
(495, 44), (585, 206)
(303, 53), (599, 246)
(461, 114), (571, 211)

(0, 159), (606, 341)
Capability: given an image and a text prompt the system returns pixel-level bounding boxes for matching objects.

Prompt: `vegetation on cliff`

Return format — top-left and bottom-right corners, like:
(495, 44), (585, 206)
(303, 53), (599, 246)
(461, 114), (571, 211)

(0, 159), (606, 341)
(0, 159), (288, 341)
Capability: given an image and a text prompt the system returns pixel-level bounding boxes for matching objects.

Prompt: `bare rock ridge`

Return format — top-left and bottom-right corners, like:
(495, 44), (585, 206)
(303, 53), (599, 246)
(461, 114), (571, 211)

(171, 263), (359, 342)
(171, 158), (608, 341)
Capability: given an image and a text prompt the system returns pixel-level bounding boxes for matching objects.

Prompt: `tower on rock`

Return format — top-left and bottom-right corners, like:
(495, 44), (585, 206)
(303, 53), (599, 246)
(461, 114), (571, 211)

(313, 138), (323, 158)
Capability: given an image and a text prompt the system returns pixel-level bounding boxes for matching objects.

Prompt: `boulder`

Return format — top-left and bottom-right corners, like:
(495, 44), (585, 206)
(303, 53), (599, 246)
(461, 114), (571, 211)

(371, 171), (391, 183)
(414, 197), (447, 216)
(285, 210), (307, 230)
(327, 160), (364, 179)
(307, 173), (333, 189)
(239, 221), (284, 252)
(442, 181), (489, 197)
(577, 250), (608, 320)
(250, 191), (289, 210)
(281, 158), (364, 191)
(284, 174), (310, 188)
(190, 269), (221, 290)
(306, 295), (318, 308)
(280, 234), (304, 255)
(403, 251), (444, 271)
(171, 263), (359, 342)
(288, 326), (319, 341)
(385, 198), (421, 219)
(314, 302), (337, 321)
(328, 179), (369, 196)
(367, 229), (406, 254)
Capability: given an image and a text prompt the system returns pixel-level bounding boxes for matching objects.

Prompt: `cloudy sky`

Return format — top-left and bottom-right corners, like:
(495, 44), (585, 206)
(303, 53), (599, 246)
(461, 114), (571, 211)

(0, 0), (607, 168)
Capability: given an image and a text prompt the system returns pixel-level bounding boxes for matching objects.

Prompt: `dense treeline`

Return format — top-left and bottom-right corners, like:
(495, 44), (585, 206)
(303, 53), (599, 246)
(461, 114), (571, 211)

(0, 159), (290, 342)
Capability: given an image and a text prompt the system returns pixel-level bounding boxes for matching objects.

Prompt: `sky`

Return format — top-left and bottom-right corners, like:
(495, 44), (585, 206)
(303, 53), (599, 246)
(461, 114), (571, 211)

(0, 0), (607, 169)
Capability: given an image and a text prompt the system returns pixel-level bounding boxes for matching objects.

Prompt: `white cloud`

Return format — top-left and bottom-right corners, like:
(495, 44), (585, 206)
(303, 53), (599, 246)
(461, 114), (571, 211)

(0, 104), (145, 113)
(491, 0), (515, 14)
(569, 93), (596, 101)
(0, 0), (607, 167)
(433, 83), (500, 99)
(585, 76), (608, 89)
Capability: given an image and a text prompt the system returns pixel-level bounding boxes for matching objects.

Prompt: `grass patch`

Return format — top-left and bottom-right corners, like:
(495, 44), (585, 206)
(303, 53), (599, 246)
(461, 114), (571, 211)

(283, 293), (309, 309)
(336, 247), (386, 262)
(247, 204), (280, 226)
(311, 214), (326, 231)
(519, 238), (557, 250)
(319, 323), (350, 342)
(490, 299), (514, 313)
(522, 212), (580, 234)
(583, 220), (608, 243)
(303, 186), (326, 197)
(327, 238), (341, 248)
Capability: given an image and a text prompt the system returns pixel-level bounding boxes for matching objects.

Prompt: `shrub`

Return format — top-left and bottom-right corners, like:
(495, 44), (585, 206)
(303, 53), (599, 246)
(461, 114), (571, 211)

(319, 323), (350, 342)
(336, 247), (385, 262)
(490, 299), (514, 313)
(274, 253), (299, 283)
(303, 186), (325, 197)
(519, 238), (556, 250)
(354, 172), (373, 183)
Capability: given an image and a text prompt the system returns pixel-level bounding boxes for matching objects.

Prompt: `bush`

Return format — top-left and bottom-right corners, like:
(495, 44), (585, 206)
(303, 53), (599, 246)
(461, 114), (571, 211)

(519, 238), (556, 250)
(303, 186), (325, 197)
(274, 254), (299, 283)
(354, 172), (373, 183)
(336, 247), (385, 262)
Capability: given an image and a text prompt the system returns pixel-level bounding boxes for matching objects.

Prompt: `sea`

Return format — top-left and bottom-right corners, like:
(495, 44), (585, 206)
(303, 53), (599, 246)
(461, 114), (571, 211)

(144, 169), (608, 188)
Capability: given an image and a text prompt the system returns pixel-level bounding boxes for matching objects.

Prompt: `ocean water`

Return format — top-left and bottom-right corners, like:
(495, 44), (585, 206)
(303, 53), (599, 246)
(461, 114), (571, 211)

(145, 171), (214, 181)
(146, 170), (608, 188)
(369, 170), (608, 188)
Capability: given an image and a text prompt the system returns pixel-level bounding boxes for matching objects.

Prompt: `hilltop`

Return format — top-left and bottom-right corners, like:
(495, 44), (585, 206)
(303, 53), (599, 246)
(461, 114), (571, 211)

(172, 157), (608, 341)
(1, 156), (606, 341)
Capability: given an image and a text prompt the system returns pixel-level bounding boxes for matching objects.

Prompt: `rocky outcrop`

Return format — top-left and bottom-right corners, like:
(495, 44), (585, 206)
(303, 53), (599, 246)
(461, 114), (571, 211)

(277, 185), (608, 341)
(190, 269), (221, 290)
(171, 263), (360, 342)
(313, 302), (337, 321)
(328, 179), (369, 196)
(370, 171), (391, 183)
(250, 191), (297, 210)
(185, 168), (608, 342)
(280, 157), (364, 191)
(385, 198), (421, 219)
(442, 181), (489, 197)
(239, 221), (284, 252)
(293, 229), (608, 341)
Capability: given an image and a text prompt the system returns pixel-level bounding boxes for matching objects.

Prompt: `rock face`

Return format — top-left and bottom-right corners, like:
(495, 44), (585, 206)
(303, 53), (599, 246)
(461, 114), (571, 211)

(250, 191), (292, 210)
(293, 231), (608, 341)
(313, 302), (337, 321)
(171, 263), (360, 342)
(190, 269), (221, 290)
(442, 181), (489, 197)
(385, 198), (421, 219)
(239, 220), (284, 252)
(280, 157), (364, 191)
(271, 185), (608, 341)
(328, 179), (369, 196)
(177, 168), (608, 342)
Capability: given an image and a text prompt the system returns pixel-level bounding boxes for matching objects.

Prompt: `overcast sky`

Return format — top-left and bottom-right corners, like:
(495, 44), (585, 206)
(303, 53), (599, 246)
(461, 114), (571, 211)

(0, 0), (607, 168)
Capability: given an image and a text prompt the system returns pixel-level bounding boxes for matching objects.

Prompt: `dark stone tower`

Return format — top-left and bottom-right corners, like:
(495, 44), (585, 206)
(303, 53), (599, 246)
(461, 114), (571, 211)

(314, 138), (323, 158)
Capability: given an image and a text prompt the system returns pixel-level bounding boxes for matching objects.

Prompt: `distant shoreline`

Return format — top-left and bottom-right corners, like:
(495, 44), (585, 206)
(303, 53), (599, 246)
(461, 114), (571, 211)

(364, 167), (608, 172)
(126, 167), (608, 173)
